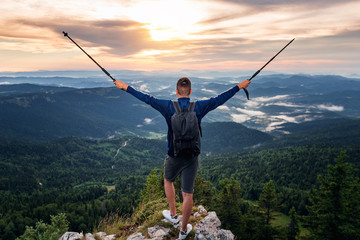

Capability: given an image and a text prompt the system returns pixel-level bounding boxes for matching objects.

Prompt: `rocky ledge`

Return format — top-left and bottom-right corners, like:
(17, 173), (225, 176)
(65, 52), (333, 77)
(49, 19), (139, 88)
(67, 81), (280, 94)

(59, 206), (234, 240)
(59, 231), (116, 240)
(127, 205), (234, 240)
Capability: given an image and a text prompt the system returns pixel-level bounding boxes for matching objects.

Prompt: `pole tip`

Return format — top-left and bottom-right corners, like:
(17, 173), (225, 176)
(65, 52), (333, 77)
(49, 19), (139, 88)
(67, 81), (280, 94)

(62, 31), (68, 37)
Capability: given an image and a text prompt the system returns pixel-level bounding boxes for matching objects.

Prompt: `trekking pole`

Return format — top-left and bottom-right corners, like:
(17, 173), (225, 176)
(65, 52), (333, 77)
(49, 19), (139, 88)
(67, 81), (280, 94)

(63, 31), (116, 82)
(244, 38), (295, 100)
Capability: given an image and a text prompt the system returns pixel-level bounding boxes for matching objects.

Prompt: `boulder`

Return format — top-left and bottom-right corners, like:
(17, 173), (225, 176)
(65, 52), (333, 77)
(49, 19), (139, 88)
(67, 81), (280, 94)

(59, 231), (117, 240)
(59, 232), (83, 240)
(104, 234), (116, 240)
(85, 233), (96, 240)
(127, 232), (147, 240)
(95, 232), (107, 238)
(147, 225), (171, 239)
(198, 205), (207, 214)
(218, 229), (235, 240)
(194, 211), (234, 240)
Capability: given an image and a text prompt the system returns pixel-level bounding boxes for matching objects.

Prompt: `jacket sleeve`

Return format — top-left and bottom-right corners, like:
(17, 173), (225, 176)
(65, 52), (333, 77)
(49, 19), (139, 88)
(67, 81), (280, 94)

(126, 86), (172, 116)
(196, 85), (240, 119)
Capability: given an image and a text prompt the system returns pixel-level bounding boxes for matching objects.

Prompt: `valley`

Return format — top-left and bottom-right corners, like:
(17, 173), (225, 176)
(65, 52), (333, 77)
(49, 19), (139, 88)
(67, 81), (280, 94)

(0, 72), (359, 239)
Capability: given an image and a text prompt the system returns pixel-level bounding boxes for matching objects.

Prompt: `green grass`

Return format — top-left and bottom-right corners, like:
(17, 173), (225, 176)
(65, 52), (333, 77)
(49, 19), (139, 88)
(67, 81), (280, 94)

(145, 132), (166, 139)
(272, 211), (309, 237)
(272, 212), (290, 227)
(73, 182), (105, 188)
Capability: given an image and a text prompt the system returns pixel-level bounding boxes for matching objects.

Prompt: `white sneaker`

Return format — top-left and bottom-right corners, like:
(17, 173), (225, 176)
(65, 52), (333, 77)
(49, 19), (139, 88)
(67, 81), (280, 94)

(162, 210), (179, 224)
(179, 224), (192, 239)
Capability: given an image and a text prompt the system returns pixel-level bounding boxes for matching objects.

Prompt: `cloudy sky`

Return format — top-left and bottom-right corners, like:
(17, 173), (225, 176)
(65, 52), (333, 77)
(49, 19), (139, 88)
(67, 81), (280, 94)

(1, 0), (359, 75)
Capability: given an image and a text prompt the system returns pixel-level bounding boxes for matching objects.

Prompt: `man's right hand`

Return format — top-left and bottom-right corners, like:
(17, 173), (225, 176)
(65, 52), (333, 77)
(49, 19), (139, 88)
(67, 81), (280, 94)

(114, 80), (128, 91)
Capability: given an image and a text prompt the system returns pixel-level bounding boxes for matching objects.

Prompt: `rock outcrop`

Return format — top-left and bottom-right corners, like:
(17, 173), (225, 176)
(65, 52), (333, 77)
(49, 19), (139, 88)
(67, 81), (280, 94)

(59, 231), (116, 240)
(59, 206), (234, 240)
(126, 205), (235, 240)
(194, 212), (234, 240)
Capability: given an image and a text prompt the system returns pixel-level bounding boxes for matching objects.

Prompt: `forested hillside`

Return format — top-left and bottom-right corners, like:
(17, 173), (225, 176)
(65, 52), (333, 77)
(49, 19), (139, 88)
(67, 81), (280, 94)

(2, 73), (360, 141)
(201, 122), (273, 154)
(0, 86), (163, 140)
(0, 136), (166, 239)
(1, 134), (359, 239)
(273, 118), (360, 147)
(1, 75), (360, 239)
(199, 144), (360, 215)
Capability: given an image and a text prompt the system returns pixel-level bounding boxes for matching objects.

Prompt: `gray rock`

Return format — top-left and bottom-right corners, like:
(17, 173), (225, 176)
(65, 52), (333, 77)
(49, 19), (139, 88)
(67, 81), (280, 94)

(194, 212), (201, 218)
(59, 231), (118, 240)
(196, 211), (221, 232)
(85, 233), (96, 240)
(194, 211), (234, 240)
(147, 224), (170, 239)
(217, 230), (235, 240)
(198, 205), (207, 214)
(197, 233), (205, 239)
(127, 232), (147, 240)
(94, 232), (116, 240)
(104, 234), (117, 240)
(59, 232), (84, 240)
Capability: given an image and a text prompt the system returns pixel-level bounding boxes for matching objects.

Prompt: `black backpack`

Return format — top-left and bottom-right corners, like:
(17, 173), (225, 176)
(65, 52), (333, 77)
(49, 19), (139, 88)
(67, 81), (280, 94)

(171, 101), (201, 158)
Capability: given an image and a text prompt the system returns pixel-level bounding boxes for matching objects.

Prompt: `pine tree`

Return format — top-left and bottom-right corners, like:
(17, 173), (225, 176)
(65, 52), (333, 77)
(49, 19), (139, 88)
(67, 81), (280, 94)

(304, 151), (360, 240)
(287, 207), (300, 240)
(215, 177), (243, 237)
(243, 179), (282, 240)
(140, 169), (164, 202)
(193, 174), (214, 207)
(258, 180), (279, 225)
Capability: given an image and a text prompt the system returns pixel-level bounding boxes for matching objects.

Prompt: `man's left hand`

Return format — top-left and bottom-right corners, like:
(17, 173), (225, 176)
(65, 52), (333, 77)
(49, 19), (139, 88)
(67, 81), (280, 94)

(238, 80), (251, 89)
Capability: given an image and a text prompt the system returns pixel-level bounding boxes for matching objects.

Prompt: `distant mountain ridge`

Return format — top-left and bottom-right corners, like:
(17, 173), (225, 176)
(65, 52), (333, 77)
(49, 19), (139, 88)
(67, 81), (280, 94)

(261, 117), (360, 149)
(0, 86), (162, 140)
(0, 83), (73, 97)
(0, 70), (360, 136)
(1, 80), (359, 151)
(0, 84), (274, 149)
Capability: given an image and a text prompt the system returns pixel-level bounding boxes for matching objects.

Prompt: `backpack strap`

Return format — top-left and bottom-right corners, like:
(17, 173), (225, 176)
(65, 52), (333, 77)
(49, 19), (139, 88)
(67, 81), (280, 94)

(188, 102), (196, 112)
(173, 101), (195, 112)
(172, 101), (181, 113)
(190, 102), (202, 137)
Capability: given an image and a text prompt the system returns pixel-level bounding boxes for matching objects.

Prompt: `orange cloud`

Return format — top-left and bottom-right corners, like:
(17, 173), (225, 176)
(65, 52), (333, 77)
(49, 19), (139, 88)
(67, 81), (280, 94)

(0, 0), (359, 74)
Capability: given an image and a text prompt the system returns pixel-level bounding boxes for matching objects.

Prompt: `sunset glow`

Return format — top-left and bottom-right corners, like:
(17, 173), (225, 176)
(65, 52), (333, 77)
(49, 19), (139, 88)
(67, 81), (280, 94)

(0, 0), (359, 75)
(125, 0), (204, 41)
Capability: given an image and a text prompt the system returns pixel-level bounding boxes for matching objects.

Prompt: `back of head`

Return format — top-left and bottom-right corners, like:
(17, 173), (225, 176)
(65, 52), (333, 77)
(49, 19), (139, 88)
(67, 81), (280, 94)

(177, 77), (191, 96)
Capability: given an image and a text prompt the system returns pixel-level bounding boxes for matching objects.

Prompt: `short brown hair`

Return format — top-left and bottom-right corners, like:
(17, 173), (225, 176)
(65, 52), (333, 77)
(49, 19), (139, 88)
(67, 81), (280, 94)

(177, 77), (191, 96)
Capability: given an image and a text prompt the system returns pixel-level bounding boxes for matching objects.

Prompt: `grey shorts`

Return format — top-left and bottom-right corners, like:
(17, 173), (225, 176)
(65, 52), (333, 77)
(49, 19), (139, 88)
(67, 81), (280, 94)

(164, 154), (198, 194)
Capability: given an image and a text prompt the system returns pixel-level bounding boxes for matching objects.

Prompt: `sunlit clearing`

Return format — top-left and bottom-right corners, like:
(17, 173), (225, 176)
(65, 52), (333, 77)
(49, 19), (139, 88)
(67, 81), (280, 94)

(126, 0), (203, 41)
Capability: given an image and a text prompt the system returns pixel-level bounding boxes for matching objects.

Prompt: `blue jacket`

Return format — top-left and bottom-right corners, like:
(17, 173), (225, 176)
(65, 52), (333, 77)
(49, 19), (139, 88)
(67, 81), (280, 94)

(126, 85), (240, 157)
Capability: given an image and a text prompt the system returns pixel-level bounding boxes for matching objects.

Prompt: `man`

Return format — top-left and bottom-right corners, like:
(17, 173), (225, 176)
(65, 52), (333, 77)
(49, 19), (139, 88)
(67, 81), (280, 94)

(114, 77), (250, 239)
